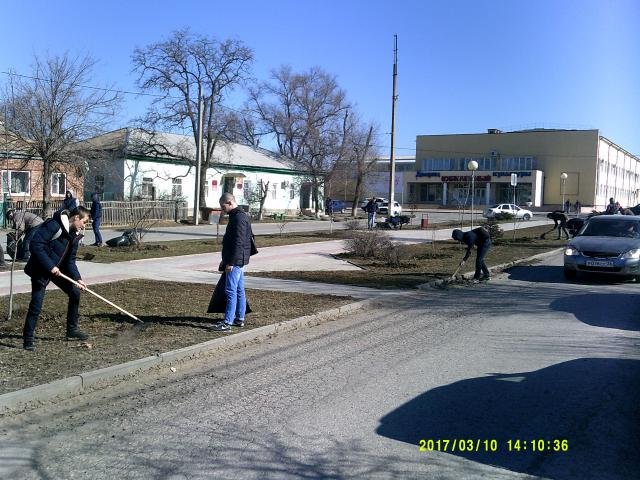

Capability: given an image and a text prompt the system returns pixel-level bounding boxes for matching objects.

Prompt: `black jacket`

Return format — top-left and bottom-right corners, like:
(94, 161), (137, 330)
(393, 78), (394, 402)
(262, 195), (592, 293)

(222, 208), (252, 267)
(24, 210), (83, 285)
(458, 227), (491, 262)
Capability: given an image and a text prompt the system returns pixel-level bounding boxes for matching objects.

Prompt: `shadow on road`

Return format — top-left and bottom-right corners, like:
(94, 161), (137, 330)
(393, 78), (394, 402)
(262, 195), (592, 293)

(550, 293), (640, 331)
(376, 358), (640, 480)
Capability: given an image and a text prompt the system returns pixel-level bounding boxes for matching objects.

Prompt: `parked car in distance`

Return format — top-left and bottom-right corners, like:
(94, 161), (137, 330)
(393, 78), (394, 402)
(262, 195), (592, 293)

(483, 203), (533, 220)
(326, 199), (346, 214)
(563, 215), (640, 281)
(378, 200), (402, 216)
(360, 197), (386, 210)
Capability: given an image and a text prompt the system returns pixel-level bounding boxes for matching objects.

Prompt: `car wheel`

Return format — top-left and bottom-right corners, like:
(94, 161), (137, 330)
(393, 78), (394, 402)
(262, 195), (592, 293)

(634, 275), (640, 283)
(523, 213), (531, 221)
(564, 268), (577, 280)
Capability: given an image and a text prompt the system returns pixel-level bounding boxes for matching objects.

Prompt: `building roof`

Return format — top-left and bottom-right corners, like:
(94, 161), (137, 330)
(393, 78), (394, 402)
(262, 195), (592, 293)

(85, 128), (302, 172)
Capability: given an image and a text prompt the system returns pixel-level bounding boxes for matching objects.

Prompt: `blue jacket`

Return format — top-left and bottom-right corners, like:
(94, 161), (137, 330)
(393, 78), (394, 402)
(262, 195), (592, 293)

(24, 210), (83, 285)
(221, 208), (252, 267)
(90, 193), (102, 220)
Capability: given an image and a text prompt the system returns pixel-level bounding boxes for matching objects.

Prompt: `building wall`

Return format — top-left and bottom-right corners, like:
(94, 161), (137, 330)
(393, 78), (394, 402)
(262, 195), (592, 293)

(1, 157), (84, 202)
(413, 129), (634, 208)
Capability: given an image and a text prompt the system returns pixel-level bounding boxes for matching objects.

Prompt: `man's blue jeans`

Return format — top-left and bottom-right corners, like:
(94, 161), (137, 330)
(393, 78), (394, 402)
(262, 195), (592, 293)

(367, 212), (376, 229)
(92, 217), (103, 245)
(224, 266), (246, 325)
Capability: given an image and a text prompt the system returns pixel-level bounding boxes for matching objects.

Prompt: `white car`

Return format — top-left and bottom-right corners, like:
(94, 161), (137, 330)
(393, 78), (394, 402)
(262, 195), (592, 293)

(378, 200), (402, 216)
(483, 203), (533, 220)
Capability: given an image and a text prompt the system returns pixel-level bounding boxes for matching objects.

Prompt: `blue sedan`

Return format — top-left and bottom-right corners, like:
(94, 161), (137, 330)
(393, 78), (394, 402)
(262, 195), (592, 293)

(563, 215), (640, 281)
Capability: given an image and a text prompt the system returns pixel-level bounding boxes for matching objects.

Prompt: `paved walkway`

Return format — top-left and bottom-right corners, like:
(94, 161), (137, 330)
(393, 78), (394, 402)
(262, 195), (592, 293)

(0, 220), (550, 299)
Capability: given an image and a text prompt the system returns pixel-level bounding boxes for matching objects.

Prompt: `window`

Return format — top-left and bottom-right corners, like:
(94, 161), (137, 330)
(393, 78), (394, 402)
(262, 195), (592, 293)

(2, 170), (30, 195)
(51, 172), (66, 195)
(290, 185), (295, 199)
(244, 180), (252, 201)
(94, 175), (105, 194)
(272, 183), (277, 199)
(141, 177), (153, 198)
(172, 178), (182, 198)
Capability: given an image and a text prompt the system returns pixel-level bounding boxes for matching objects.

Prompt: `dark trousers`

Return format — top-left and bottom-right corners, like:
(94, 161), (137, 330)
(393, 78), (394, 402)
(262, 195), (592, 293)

(23, 277), (81, 340)
(474, 239), (491, 279)
(92, 217), (103, 245)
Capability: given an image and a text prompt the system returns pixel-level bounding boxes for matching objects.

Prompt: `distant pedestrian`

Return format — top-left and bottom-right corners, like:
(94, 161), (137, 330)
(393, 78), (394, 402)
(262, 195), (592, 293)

(22, 207), (91, 351)
(364, 198), (378, 230)
(574, 200), (581, 214)
(7, 209), (44, 261)
(605, 197), (617, 215)
(209, 193), (253, 332)
(541, 210), (570, 240)
(564, 199), (571, 214)
(325, 197), (333, 216)
(90, 192), (104, 246)
(451, 226), (492, 283)
(60, 189), (79, 212)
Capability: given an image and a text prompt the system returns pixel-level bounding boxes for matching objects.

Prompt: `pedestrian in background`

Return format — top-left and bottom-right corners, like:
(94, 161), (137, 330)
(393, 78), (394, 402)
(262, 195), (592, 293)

(325, 197), (333, 216)
(564, 199), (571, 214)
(210, 193), (253, 332)
(574, 200), (581, 214)
(7, 209), (44, 261)
(22, 207), (91, 351)
(90, 192), (104, 246)
(605, 197), (617, 214)
(364, 198), (377, 230)
(541, 210), (570, 240)
(451, 226), (492, 283)
(60, 189), (79, 212)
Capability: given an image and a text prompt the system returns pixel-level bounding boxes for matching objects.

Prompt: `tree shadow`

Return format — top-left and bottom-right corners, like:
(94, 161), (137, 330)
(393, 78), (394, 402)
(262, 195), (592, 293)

(376, 358), (640, 480)
(550, 293), (640, 331)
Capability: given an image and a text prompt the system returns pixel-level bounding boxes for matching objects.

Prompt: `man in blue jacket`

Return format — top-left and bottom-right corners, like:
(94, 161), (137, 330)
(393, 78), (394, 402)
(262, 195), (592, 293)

(210, 193), (252, 332)
(90, 192), (103, 246)
(451, 227), (492, 283)
(22, 207), (91, 351)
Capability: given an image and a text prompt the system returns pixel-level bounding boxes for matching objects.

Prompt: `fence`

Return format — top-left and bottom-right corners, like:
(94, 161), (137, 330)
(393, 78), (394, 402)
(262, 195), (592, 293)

(2, 200), (189, 227)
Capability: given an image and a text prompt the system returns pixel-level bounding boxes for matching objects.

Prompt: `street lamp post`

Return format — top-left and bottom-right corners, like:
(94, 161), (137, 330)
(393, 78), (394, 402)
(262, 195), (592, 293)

(561, 172), (568, 211)
(468, 160), (479, 229)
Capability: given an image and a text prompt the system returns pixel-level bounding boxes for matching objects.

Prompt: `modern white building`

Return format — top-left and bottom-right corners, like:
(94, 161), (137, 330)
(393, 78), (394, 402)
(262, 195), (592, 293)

(84, 128), (317, 215)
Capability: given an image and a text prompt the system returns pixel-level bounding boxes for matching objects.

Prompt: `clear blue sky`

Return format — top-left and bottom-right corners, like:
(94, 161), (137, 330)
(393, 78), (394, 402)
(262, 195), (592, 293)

(1, 0), (638, 156)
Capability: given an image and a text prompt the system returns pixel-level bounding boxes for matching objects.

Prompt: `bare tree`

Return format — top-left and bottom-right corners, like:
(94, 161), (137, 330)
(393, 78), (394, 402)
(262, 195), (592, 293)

(1, 53), (121, 216)
(132, 29), (254, 214)
(248, 65), (352, 216)
(349, 123), (380, 216)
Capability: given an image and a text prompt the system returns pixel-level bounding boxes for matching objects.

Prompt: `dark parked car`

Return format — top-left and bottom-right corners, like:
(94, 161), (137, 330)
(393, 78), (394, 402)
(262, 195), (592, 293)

(563, 215), (640, 281)
(326, 200), (346, 214)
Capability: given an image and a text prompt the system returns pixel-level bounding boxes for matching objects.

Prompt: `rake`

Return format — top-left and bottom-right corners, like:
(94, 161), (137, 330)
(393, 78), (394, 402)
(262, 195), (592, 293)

(58, 272), (142, 323)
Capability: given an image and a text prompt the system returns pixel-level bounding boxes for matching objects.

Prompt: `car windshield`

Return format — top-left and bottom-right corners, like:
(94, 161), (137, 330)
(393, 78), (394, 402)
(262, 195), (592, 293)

(580, 220), (640, 238)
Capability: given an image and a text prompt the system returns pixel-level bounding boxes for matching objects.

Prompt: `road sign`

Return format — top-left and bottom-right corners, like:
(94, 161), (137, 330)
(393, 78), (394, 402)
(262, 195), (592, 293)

(510, 173), (518, 186)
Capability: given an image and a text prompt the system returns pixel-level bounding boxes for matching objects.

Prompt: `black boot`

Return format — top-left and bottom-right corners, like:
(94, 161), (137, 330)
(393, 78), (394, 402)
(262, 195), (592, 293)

(66, 328), (89, 341)
(23, 338), (35, 351)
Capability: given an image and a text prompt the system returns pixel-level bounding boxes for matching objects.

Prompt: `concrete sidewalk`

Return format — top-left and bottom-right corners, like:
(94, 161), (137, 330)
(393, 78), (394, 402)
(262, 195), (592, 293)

(0, 220), (549, 297)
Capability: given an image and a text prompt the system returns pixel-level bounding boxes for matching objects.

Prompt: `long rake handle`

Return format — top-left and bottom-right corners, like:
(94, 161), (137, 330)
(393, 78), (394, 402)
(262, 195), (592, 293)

(58, 272), (142, 323)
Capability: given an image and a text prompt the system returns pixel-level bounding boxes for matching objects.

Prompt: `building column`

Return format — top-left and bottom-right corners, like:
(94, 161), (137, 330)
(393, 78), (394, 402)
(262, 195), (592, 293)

(485, 182), (490, 206)
(442, 182), (448, 206)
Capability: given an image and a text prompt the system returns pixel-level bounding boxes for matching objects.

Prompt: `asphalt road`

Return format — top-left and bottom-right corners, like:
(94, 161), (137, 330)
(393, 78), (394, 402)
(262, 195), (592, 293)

(1, 251), (637, 479)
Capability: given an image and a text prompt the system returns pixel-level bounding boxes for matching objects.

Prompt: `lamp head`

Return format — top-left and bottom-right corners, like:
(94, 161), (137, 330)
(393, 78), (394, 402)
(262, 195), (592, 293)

(467, 160), (479, 171)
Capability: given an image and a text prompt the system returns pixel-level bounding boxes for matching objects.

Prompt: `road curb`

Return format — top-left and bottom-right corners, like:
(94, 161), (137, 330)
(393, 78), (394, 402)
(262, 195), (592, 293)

(0, 298), (375, 415)
(418, 247), (564, 290)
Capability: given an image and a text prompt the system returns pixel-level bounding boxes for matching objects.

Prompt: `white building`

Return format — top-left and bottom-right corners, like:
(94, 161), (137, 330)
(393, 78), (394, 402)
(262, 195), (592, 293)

(85, 128), (317, 214)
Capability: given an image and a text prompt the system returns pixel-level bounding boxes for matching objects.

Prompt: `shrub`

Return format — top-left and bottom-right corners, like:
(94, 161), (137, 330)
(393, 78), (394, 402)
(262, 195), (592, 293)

(344, 218), (363, 231)
(379, 242), (408, 267)
(482, 219), (504, 240)
(493, 212), (516, 221)
(344, 230), (391, 257)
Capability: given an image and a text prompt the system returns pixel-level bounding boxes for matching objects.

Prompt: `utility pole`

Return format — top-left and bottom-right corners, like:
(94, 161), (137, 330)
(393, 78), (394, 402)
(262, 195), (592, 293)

(193, 94), (204, 225)
(387, 34), (398, 219)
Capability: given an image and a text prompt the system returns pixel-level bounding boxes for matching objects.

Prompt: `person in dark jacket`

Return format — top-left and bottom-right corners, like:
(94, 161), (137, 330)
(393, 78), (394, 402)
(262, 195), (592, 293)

(7, 209), (44, 261)
(541, 210), (570, 239)
(210, 193), (253, 332)
(451, 227), (492, 283)
(22, 207), (91, 351)
(90, 192), (104, 246)
(60, 189), (80, 212)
